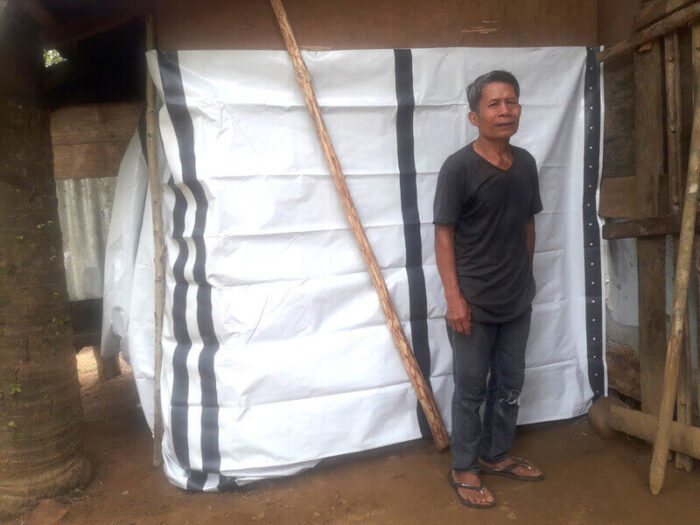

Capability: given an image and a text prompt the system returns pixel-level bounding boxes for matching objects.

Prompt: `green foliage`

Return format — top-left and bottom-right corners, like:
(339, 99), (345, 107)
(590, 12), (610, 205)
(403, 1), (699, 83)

(43, 49), (66, 67)
(10, 384), (21, 395)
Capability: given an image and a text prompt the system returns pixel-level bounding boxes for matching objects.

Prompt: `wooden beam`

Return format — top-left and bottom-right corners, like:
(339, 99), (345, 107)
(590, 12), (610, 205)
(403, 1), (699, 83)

(599, 176), (637, 219)
(598, 3), (700, 62)
(635, 0), (697, 30)
(50, 103), (141, 180)
(12, 0), (154, 47)
(603, 215), (685, 239)
(50, 103), (142, 146)
(635, 41), (668, 417)
(52, 7), (150, 47)
(607, 345), (641, 401)
(609, 405), (700, 460)
(52, 142), (129, 180)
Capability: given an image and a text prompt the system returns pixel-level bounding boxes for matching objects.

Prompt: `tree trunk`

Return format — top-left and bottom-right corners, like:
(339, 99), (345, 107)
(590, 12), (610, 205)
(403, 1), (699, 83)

(0, 5), (91, 519)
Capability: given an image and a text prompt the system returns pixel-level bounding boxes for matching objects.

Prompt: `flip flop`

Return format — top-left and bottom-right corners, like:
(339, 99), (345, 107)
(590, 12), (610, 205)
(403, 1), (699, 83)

(447, 470), (496, 509)
(479, 456), (545, 482)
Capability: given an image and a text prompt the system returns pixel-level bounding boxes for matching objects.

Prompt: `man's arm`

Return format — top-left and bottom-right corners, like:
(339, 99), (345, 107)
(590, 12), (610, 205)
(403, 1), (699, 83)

(435, 224), (471, 335)
(526, 216), (535, 266)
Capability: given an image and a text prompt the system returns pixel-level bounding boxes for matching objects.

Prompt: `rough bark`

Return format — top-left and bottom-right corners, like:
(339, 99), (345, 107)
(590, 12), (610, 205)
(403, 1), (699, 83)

(0, 5), (91, 519)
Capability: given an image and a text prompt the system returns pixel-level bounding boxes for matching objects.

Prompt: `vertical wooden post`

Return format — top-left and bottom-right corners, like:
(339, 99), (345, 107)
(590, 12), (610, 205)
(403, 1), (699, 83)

(268, 0), (449, 450)
(649, 38), (700, 494)
(666, 32), (683, 215)
(635, 40), (669, 417)
(693, 18), (700, 444)
(665, 31), (693, 472)
(676, 314), (694, 471)
(145, 12), (165, 468)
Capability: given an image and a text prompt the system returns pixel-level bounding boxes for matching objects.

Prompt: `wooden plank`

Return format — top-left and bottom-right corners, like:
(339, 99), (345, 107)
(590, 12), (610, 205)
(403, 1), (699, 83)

(665, 32), (684, 213)
(598, 3), (700, 62)
(599, 176), (637, 218)
(52, 141), (130, 180)
(50, 102), (141, 146)
(158, 0), (597, 50)
(635, 0), (697, 30)
(635, 41), (668, 417)
(607, 345), (641, 401)
(602, 215), (692, 240)
(50, 103), (141, 180)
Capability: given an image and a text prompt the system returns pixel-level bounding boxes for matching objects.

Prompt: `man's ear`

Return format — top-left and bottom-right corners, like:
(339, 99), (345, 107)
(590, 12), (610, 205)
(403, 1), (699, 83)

(468, 110), (479, 128)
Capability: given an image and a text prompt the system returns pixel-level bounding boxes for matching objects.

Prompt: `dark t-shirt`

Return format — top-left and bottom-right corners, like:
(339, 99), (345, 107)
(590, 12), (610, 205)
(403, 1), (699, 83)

(433, 143), (543, 323)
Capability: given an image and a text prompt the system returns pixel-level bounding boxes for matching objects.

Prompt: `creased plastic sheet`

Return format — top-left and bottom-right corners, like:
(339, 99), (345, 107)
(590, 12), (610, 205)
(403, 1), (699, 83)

(103, 47), (605, 490)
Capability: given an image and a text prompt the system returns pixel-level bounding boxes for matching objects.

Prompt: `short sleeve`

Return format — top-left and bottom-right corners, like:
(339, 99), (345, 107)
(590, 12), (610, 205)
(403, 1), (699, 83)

(529, 158), (543, 216)
(433, 156), (466, 225)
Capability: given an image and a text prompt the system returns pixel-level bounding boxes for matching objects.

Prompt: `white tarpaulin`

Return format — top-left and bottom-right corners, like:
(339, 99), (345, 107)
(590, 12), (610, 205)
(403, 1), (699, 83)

(102, 47), (605, 490)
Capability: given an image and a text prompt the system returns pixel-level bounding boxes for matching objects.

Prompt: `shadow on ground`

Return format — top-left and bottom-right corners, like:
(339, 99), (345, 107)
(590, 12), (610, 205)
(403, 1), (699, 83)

(16, 348), (700, 524)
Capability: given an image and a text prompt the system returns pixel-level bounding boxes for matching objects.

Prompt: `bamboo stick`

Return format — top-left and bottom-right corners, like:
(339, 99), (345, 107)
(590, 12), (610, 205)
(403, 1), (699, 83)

(648, 39), (700, 495)
(146, 12), (166, 468)
(268, 0), (449, 450)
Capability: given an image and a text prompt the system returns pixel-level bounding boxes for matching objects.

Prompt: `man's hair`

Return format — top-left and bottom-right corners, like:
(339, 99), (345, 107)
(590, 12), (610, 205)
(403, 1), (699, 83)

(466, 70), (520, 112)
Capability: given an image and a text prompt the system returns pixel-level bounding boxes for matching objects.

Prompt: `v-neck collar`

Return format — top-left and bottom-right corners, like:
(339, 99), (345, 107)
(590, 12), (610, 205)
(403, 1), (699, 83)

(469, 142), (514, 172)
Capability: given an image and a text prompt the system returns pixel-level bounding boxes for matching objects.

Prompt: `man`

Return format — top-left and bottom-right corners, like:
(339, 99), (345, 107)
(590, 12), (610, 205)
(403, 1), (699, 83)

(433, 70), (544, 509)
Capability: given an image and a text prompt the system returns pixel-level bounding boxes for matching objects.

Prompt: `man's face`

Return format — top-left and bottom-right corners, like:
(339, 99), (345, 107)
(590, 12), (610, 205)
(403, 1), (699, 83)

(468, 81), (521, 140)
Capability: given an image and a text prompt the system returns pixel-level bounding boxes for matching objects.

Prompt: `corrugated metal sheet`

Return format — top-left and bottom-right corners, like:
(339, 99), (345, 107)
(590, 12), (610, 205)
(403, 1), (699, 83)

(56, 177), (117, 300)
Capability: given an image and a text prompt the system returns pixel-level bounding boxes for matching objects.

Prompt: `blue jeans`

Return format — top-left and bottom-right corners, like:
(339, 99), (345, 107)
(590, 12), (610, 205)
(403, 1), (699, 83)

(448, 308), (532, 473)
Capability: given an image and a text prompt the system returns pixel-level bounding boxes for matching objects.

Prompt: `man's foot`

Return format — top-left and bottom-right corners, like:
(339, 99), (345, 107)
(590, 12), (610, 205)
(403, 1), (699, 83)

(479, 456), (544, 481)
(447, 469), (495, 509)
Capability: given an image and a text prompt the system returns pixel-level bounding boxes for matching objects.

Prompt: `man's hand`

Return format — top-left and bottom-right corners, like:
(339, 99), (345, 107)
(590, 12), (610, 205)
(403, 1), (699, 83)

(446, 291), (471, 335)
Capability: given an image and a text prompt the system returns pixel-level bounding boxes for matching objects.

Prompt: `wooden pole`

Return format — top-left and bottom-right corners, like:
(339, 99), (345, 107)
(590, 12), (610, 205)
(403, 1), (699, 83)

(609, 404), (700, 460)
(649, 39), (700, 494)
(145, 12), (166, 468)
(665, 31), (693, 472)
(268, 0), (449, 450)
(635, 41), (668, 417)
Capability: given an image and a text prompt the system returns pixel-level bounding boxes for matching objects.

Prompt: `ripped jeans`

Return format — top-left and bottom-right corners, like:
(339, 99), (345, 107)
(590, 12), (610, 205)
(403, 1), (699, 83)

(447, 308), (532, 473)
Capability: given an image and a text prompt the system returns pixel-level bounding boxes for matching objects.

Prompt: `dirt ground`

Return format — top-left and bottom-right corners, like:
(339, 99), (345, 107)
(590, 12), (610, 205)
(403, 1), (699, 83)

(15, 348), (700, 524)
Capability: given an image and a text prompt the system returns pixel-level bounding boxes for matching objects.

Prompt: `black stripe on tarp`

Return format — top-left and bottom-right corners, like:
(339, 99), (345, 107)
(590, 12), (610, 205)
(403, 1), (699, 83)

(167, 173), (192, 470)
(394, 49), (433, 439)
(583, 48), (604, 399)
(158, 51), (222, 490)
(137, 110), (148, 166)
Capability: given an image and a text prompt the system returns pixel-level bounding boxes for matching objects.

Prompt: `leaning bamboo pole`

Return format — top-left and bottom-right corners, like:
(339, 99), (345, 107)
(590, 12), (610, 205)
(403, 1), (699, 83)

(649, 40), (700, 494)
(145, 12), (166, 468)
(268, 0), (449, 450)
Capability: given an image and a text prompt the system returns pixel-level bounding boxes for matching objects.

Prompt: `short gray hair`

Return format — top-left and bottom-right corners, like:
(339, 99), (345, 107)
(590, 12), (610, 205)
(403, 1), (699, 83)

(466, 71), (520, 112)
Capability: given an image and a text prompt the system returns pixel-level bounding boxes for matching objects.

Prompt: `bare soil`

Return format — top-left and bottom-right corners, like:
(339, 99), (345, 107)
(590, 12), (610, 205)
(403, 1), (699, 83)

(16, 348), (700, 524)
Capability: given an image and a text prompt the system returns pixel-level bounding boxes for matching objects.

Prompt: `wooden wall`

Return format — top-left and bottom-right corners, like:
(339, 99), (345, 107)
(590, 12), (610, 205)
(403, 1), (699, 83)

(156, 0), (597, 50)
(598, 0), (638, 218)
(50, 103), (141, 180)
